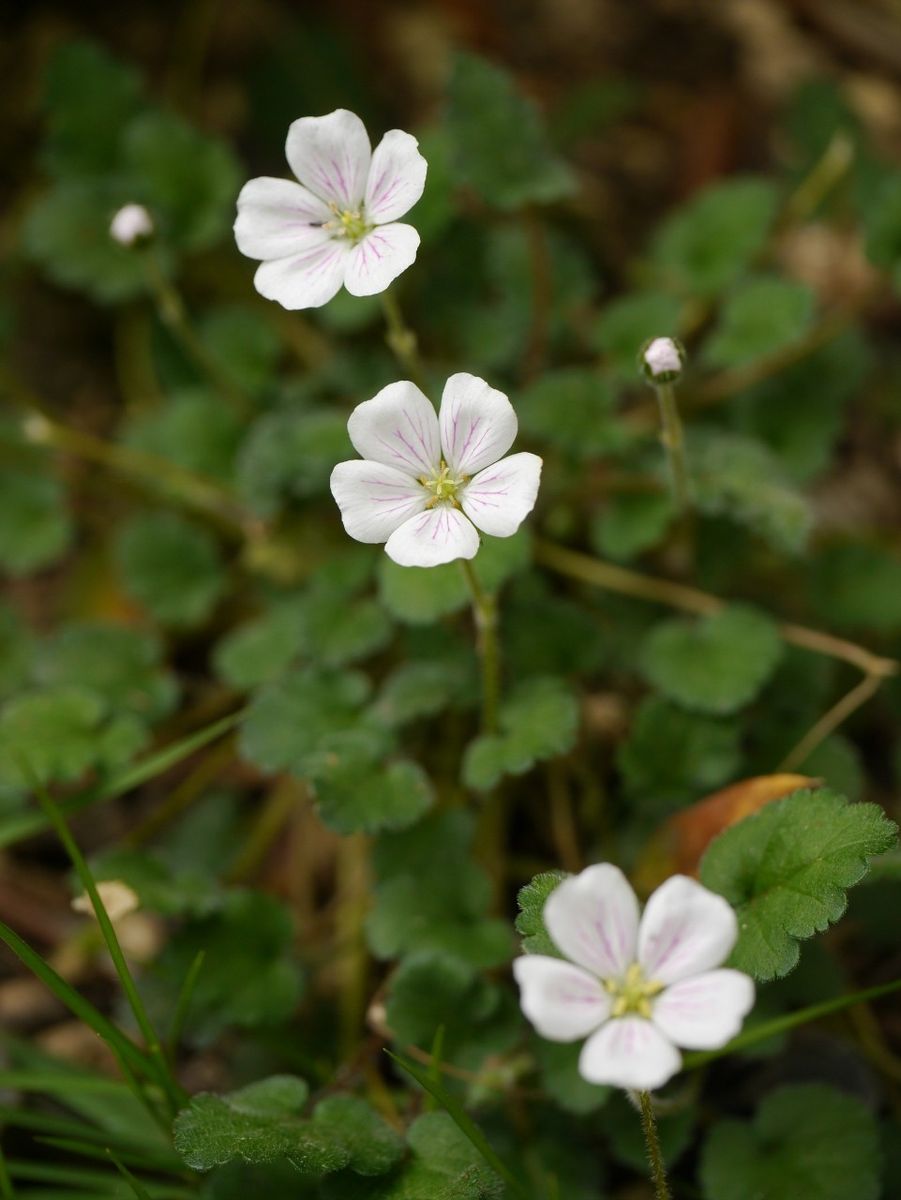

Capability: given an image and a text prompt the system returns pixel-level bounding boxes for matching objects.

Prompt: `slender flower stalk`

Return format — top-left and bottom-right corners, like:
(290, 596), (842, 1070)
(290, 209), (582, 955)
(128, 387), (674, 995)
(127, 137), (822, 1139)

(460, 557), (500, 735)
(638, 1090), (672, 1200)
(641, 337), (690, 513)
(381, 287), (426, 390)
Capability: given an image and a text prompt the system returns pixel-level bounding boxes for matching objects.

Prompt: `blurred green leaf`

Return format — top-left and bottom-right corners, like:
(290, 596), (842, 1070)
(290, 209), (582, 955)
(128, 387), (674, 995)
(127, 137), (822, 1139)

(123, 390), (242, 483)
(651, 177), (779, 296)
(640, 605), (783, 715)
(0, 467), (73, 575)
(314, 758), (434, 835)
(809, 542), (901, 635)
(446, 53), (575, 211)
(703, 277), (814, 368)
(214, 600), (306, 690)
(533, 1039), (610, 1116)
(237, 409), (350, 517)
(591, 492), (675, 562)
(700, 1084), (881, 1200)
(199, 306), (282, 398)
(516, 368), (632, 460)
(594, 291), (684, 379)
(617, 696), (742, 809)
(700, 788), (897, 979)
(463, 677), (579, 791)
(0, 604), (37, 702)
(116, 512), (226, 628)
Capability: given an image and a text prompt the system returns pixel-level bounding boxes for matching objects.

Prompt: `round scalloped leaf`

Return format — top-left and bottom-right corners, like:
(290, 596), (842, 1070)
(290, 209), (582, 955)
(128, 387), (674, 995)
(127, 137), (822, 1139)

(640, 605), (782, 715)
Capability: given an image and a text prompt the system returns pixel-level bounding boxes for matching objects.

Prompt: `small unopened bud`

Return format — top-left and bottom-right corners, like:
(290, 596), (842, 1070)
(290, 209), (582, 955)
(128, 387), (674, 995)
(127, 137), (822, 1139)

(72, 880), (140, 923)
(640, 336), (684, 384)
(22, 412), (54, 444)
(110, 204), (154, 247)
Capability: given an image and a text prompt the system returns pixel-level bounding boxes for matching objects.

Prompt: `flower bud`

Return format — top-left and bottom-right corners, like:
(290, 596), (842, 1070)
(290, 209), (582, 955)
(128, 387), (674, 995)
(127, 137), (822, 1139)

(640, 336), (684, 384)
(109, 204), (154, 247)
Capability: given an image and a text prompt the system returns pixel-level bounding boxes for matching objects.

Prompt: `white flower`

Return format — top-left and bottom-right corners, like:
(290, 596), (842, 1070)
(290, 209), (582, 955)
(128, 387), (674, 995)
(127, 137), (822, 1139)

(110, 204), (154, 246)
(513, 866), (754, 1092)
(234, 108), (427, 309)
(330, 373), (542, 568)
(642, 336), (683, 380)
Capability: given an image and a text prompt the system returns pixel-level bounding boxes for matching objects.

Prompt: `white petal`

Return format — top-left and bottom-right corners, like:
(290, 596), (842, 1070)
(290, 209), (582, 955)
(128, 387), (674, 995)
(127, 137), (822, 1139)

(461, 452), (542, 537)
(439, 374), (518, 476)
(579, 1017), (682, 1090)
(329, 459), (427, 544)
(544, 864), (640, 980)
(513, 956), (612, 1042)
(343, 223), (420, 296)
(234, 176), (332, 260)
(652, 970), (755, 1050)
(365, 130), (428, 224)
(638, 875), (739, 986)
(252, 233), (348, 310)
(286, 109), (371, 210)
(384, 506), (479, 568)
(347, 381), (440, 477)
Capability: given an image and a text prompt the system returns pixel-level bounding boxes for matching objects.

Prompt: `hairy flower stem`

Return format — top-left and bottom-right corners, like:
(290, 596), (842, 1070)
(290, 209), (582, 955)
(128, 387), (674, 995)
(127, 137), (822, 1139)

(142, 250), (247, 409)
(460, 558), (500, 735)
(638, 1091), (672, 1200)
(654, 381), (690, 514)
(380, 289), (427, 390)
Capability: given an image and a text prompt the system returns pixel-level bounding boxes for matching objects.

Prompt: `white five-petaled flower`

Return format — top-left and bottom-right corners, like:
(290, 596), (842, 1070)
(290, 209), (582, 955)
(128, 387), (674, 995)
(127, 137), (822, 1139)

(329, 373), (543, 568)
(110, 203), (154, 247)
(234, 108), (427, 309)
(514, 865), (754, 1092)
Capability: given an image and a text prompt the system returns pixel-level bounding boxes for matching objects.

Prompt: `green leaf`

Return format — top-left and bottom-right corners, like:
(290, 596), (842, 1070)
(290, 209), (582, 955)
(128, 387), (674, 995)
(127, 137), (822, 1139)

(864, 170), (901, 274)
(240, 668), (387, 779)
(213, 600), (306, 690)
(691, 431), (812, 554)
(314, 759), (434, 835)
(617, 696), (742, 809)
(593, 291), (684, 379)
(0, 687), (146, 790)
(301, 594), (393, 669)
(533, 1039), (609, 1116)
(321, 1111), (503, 1199)
(0, 467), (73, 576)
(123, 390), (242, 483)
(116, 512), (225, 628)
(604, 1089), (694, 1171)
(516, 369), (632, 460)
(37, 623), (178, 723)
(122, 112), (239, 252)
(174, 1076), (347, 1174)
(463, 677), (579, 791)
(148, 890), (303, 1043)
(700, 788), (898, 979)
(198, 305), (282, 397)
(700, 1083), (881, 1200)
(514, 871), (567, 956)
(373, 660), (471, 728)
(809, 542), (901, 635)
(23, 179), (160, 303)
(385, 952), (519, 1066)
(41, 41), (143, 177)
(236, 409), (350, 517)
(591, 492), (675, 562)
(311, 1097), (404, 1177)
(0, 604), (37, 702)
(446, 53), (575, 210)
(640, 605), (782, 715)
(703, 277), (814, 369)
(651, 177), (779, 296)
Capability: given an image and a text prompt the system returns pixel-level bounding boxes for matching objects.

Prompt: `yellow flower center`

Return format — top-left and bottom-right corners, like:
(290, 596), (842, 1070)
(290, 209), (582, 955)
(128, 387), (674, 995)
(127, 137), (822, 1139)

(605, 962), (665, 1019)
(324, 201), (371, 243)
(418, 461), (468, 508)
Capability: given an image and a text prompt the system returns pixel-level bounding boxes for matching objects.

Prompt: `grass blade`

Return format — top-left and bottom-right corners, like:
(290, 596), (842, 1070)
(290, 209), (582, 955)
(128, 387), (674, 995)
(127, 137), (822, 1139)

(0, 1146), (14, 1199)
(107, 1153), (154, 1200)
(386, 1050), (530, 1199)
(166, 950), (205, 1060)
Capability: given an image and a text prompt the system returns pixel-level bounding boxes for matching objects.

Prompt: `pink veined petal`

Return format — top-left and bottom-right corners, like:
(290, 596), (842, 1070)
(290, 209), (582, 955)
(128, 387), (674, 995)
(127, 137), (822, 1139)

(234, 176), (332, 260)
(637, 875), (739, 986)
(461, 452), (542, 538)
(347, 381), (441, 477)
(329, 459), (428, 544)
(544, 864), (641, 981)
(384, 506), (479, 568)
(343, 223), (420, 297)
(365, 129), (428, 224)
(652, 969), (755, 1051)
(286, 109), (371, 210)
(512, 956), (612, 1042)
(439, 373), (518, 477)
(579, 1016), (682, 1090)
(252, 234), (349, 310)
